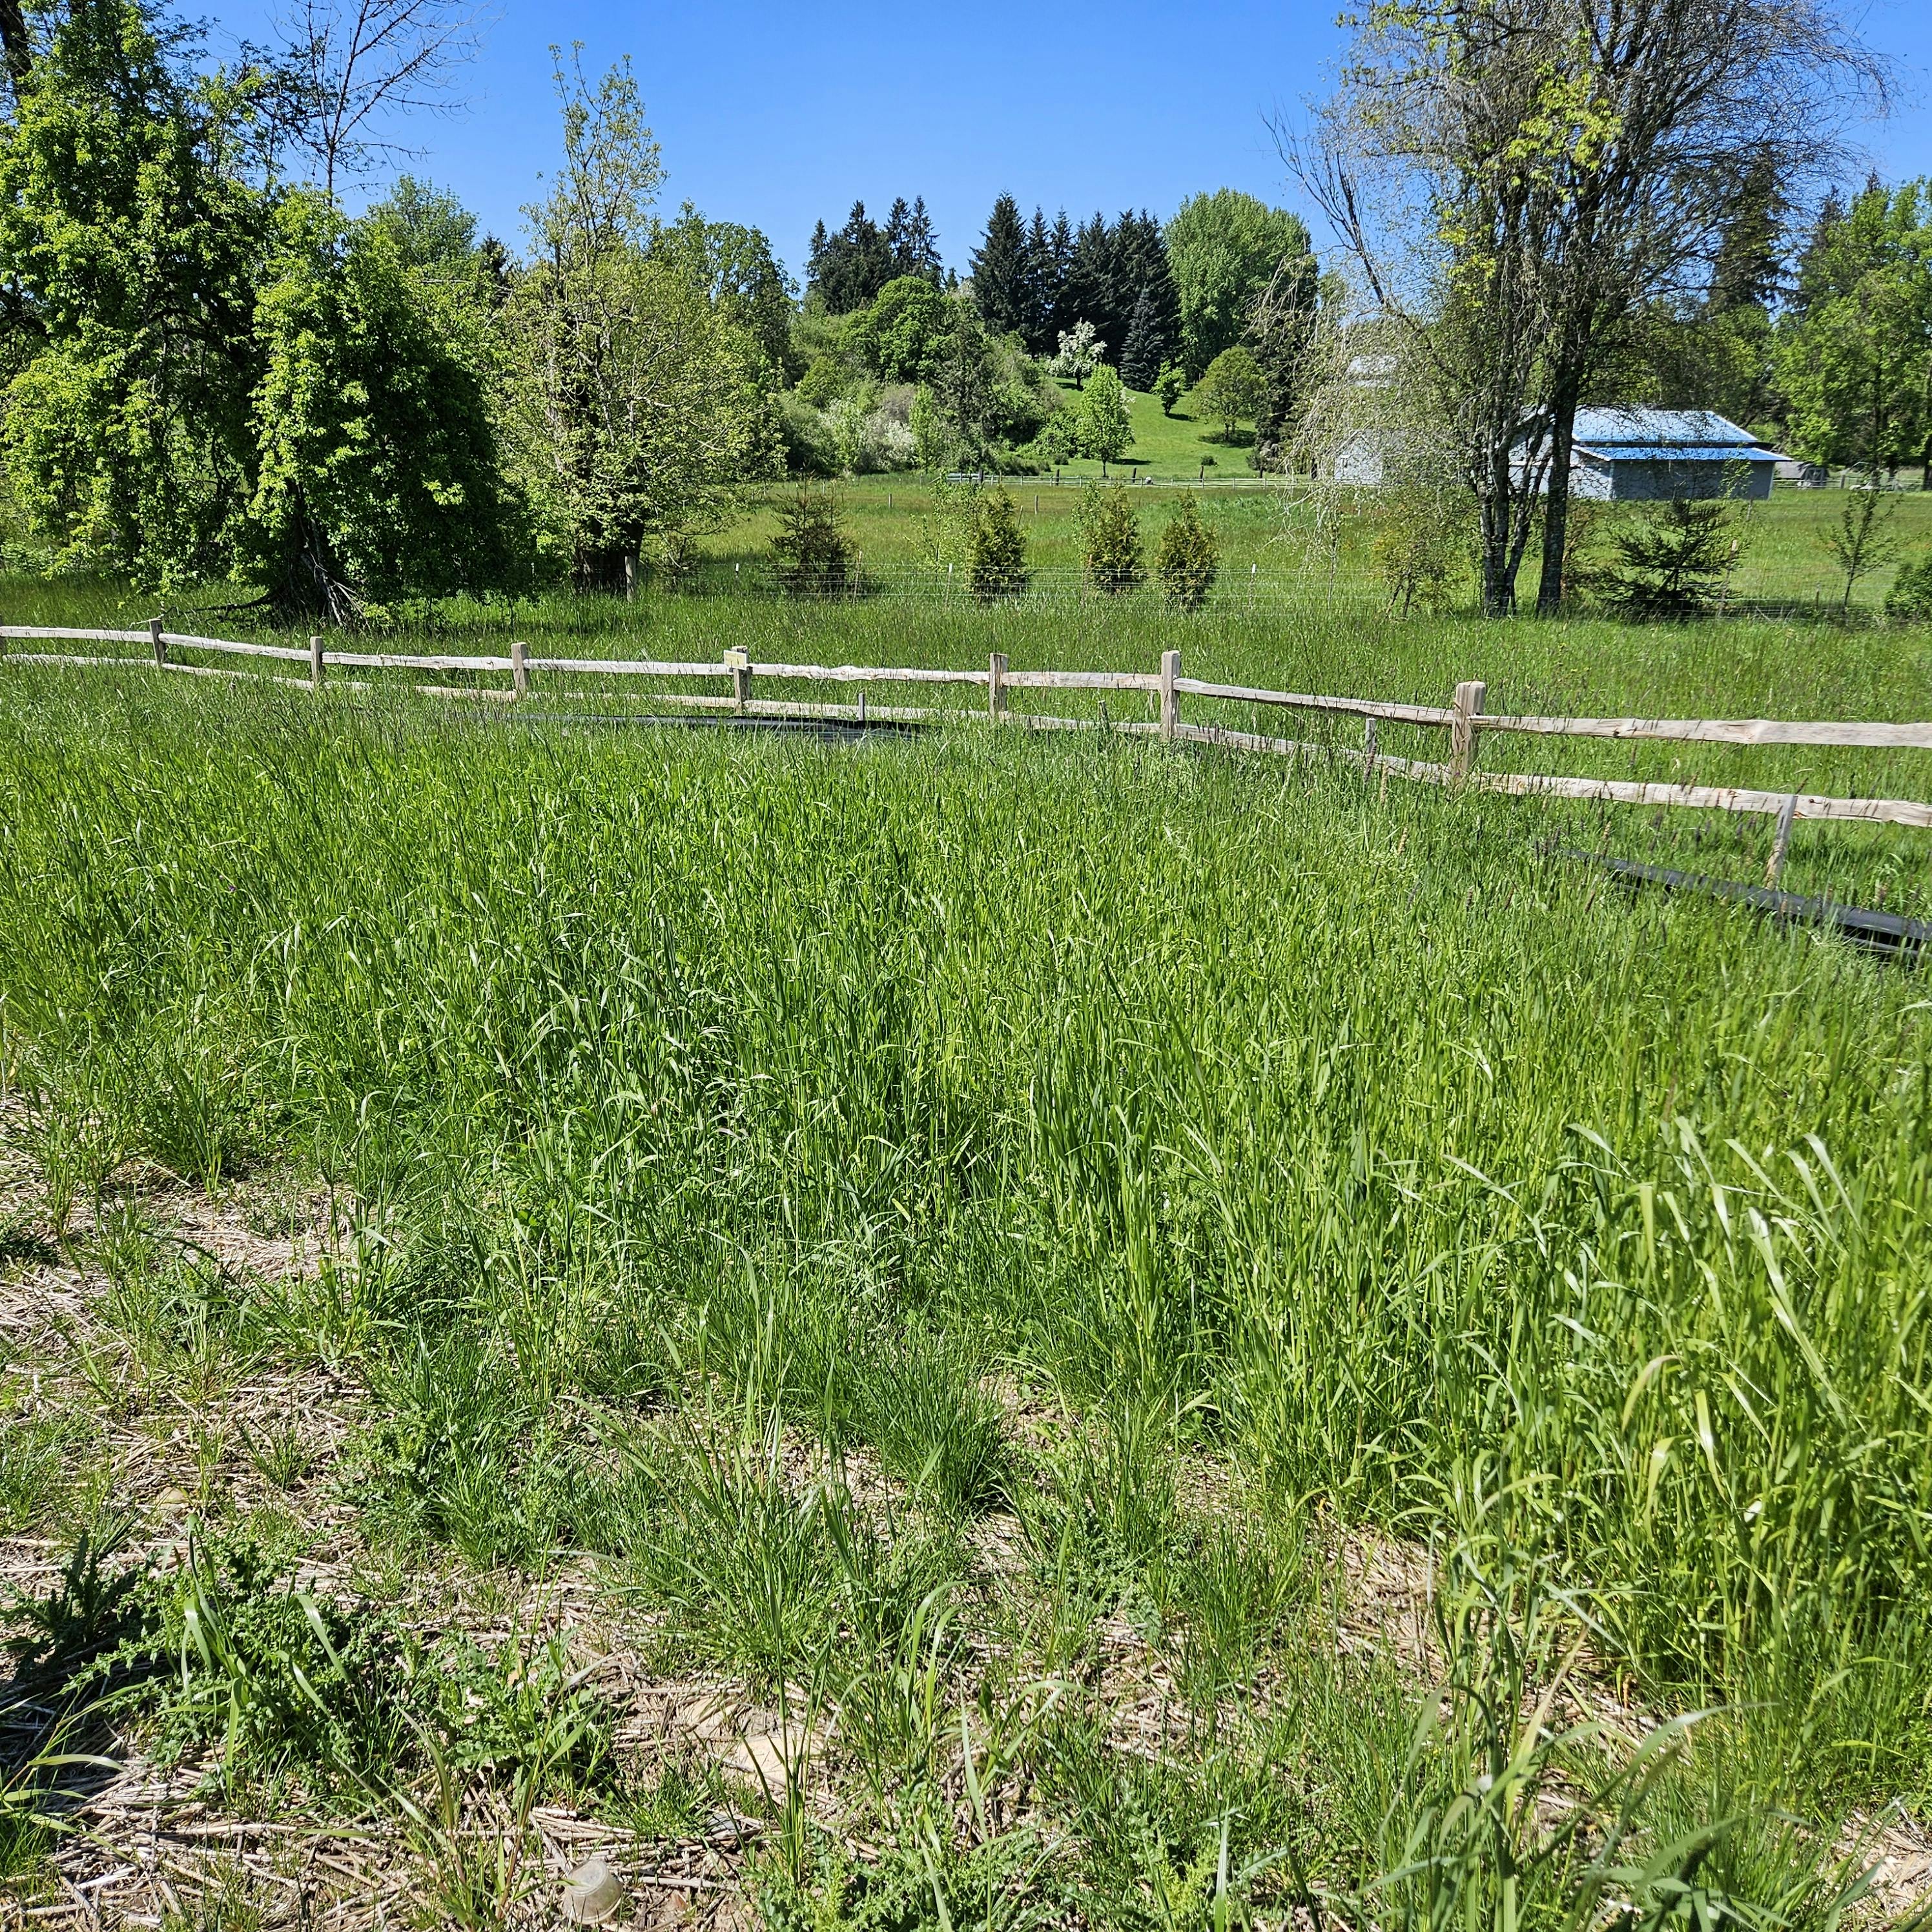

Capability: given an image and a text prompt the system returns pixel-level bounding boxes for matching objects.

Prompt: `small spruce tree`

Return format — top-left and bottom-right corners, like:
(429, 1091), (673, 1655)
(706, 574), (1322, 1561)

(1155, 498), (1219, 610)
(969, 488), (1029, 603)
(1080, 485), (1144, 595)
(771, 489), (859, 597)
(1601, 500), (1735, 619)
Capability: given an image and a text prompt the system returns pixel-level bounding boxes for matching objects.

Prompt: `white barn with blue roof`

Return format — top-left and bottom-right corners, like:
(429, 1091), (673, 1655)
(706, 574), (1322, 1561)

(1562, 409), (1788, 501)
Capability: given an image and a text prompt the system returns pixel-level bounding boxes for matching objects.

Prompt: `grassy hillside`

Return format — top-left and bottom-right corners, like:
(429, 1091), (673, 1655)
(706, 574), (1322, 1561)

(3, 672), (1931, 1925)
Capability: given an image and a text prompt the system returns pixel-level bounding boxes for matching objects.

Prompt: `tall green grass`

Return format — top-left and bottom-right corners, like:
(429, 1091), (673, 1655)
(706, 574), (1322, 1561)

(3, 669), (1931, 1860)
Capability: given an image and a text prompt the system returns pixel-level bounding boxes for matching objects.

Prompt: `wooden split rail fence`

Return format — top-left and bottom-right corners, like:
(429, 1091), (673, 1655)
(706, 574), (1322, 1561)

(6, 624), (1931, 884)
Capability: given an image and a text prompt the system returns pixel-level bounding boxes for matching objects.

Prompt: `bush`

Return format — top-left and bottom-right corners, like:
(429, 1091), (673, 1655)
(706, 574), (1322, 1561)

(1372, 483), (1470, 616)
(1885, 555), (1932, 622)
(1154, 365), (1185, 416)
(1079, 486), (1143, 595)
(1193, 345), (1264, 443)
(969, 489), (1029, 604)
(771, 489), (859, 597)
(1599, 500), (1736, 620)
(1155, 498), (1218, 610)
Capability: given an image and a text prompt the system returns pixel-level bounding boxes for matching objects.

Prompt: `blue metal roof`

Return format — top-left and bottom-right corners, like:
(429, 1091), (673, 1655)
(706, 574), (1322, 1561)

(1572, 407), (1762, 448)
(1582, 444), (1783, 464)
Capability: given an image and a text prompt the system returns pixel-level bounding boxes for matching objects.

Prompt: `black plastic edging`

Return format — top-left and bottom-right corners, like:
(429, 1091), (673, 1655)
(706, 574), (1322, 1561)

(1565, 849), (1932, 961)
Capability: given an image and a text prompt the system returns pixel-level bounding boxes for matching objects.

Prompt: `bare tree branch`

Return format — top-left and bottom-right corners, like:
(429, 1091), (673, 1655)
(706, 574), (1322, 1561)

(275, 0), (486, 197)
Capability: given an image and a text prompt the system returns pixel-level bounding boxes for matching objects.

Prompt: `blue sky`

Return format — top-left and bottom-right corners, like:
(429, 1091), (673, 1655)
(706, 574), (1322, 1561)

(201, 0), (1932, 282)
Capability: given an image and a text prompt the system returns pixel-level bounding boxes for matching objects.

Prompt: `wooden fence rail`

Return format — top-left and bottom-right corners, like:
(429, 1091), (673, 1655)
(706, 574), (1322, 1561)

(7, 625), (1932, 872)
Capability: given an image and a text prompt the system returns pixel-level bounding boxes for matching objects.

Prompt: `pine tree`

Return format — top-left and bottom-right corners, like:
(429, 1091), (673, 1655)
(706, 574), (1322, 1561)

(1119, 287), (1165, 391)
(1023, 206), (1058, 354)
(1047, 210), (1076, 339)
(971, 192), (1029, 337)
(887, 194), (942, 283)
(1064, 213), (1117, 356)
(810, 201), (892, 313)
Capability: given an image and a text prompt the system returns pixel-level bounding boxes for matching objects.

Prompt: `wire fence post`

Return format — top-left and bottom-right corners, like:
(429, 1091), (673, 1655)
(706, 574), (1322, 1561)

(1450, 680), (1486, 781)
(149, 617), (166, 668)
(989, 652), (1007, 724)
(1160, 650), (1181, 740)
(512, 638), (529, 700)
(309, 635), (324, 692)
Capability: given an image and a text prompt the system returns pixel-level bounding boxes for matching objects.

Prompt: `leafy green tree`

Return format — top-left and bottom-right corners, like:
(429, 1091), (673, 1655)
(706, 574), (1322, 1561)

(909, 384), (948, 471)
(1153, 364), (1185, 416)
(930, 296), (996, 464)
(1776, 179), (1932, 487)
(1155, 497), (1218, 609)
(1079, 485), (1142, 593)
(847, 275), (949, 382)
(1078, 364), (1133, 469)
(968, 487), (1028, 602)
(247, 203), (522, 619)
(653, 207), (797, 379)
(0, 0), (272, 587)
(504, 56), (777, 590)
(1193, 345), (1264, 442)
(1165, 190), (1314, 380)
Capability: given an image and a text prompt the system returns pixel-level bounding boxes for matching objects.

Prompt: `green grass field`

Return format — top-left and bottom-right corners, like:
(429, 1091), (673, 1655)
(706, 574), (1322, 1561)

(4, 575), (1932, 1925)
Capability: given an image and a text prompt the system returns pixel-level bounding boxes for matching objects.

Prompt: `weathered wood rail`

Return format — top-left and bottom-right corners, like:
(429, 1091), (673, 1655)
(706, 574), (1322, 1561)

(6, 626), (1930, 879)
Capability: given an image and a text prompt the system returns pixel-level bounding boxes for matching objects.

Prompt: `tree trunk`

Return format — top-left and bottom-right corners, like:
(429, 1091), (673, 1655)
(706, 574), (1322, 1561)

(1536, 395), (1578, 615)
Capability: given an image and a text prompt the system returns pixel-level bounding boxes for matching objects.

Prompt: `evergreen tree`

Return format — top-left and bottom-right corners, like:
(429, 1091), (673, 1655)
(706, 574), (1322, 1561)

(1078, 484), (1142, 593)
(886, 194), (942, 283)
(770, 488), (858, 597)
(1047, 209), (1076, 339)
(968, 487), (1029, 602)
(1023, 205), (1058, 353)
(809, 200), (892, 313)
(1709, 157), (1787, 315)
(1246, 248), (1319, 470)
(971, 192), (1029, 337)
(1064, 213), (1118, 355)
(1113, 211), (1178, 357)
(1118, 286), (1166, 391)
(1155, 498), (1219, 610)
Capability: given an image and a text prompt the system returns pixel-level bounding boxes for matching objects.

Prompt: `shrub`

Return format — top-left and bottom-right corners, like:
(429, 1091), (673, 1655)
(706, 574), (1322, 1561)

(1079, 486), (1143, 595)
(1371, 483), (1470, 616)
(771, 489), (859, 597)
(1885, 554), (1932, 622)
(969, 488), (1029, 604)
(1153, 364), (1185, 416)
(1155, 498), (1218, 610)
(1599, 500), (1735, 620)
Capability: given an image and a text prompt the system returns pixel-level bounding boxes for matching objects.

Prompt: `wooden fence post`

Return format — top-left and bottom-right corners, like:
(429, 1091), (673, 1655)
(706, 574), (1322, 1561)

(1450, 679), (1486, 780)
(309, 635), (324, 691)
(1160, 650), (1180, 740)
(149, 617), (166, 668)
(989, 652), (1007, 723)
(726, 647), (750, 713)
(1765, 792), (1799, 889)
(1364, 716), (1378, 767)
(512, 638), (529, 700)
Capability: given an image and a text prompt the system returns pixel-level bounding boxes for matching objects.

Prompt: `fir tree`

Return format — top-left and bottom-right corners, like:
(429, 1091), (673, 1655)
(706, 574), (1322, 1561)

(886, 194), (942, 283)
(1078, 484), (1143, 593)
(1155, 498), (1219, 610)
(771, 488), (858, 597)
(1047, 209), (1076, 339)
(810, 201), (892, 313)
(971, 192), (1029, 337)
(1023, 205), (1058, 354)
(1064, 213), (1118, 356)
(1119, 286), (1166, 391)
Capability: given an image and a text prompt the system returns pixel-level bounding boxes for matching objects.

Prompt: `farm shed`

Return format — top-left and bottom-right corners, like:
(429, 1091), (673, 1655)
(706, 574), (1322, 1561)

(1562, 409), (1787, 500)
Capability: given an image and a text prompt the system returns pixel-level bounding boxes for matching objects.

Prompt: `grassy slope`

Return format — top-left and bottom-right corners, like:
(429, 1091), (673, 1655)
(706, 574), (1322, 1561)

(2, 676), (1930, 1922)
